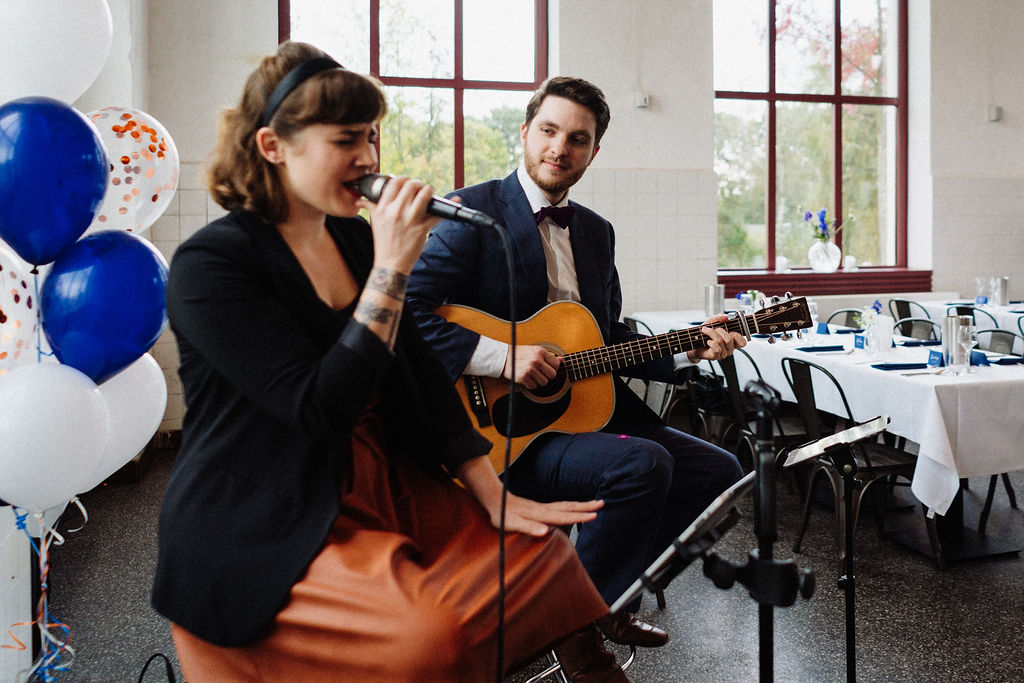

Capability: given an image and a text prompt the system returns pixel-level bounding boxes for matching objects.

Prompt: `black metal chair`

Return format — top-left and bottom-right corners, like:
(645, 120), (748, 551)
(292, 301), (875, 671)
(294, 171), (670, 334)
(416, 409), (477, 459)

(780, 357), (924, 562)
(974, 329), (1022, 534)
(888, 298), (930, 326)
(891, 317), (941, 341)
(709, 348), (809, 474)
(946, 305), (998, 329)
(826, 308), (864, 328)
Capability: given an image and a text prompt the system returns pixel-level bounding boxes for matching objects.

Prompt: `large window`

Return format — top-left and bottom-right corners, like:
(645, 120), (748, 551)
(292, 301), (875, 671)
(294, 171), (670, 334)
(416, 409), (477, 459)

(714, 0), (914, 289)
(283, 0), (548, 195)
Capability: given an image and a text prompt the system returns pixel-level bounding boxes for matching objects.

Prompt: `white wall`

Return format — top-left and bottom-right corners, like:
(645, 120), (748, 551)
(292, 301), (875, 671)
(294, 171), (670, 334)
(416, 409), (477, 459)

(89, 0), (1024, 430)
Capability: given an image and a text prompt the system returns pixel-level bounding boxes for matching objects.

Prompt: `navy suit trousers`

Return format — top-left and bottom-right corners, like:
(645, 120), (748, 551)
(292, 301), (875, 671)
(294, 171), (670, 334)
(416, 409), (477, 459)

(504, 423), (743, 610)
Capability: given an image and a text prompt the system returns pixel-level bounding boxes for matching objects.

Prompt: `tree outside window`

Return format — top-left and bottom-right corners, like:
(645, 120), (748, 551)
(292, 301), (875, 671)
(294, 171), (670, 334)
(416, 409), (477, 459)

(286, 0), (547, 196)
(714, 0), (905, 273)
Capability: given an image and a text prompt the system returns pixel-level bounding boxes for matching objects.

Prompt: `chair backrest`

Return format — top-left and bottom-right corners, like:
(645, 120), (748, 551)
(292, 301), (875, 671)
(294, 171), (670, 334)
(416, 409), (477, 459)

(623, 316), (654, 335)
(644, 380), (677, 419)
(946, 305), (998, 329)
(1017, 315), (1024, 339)
(826, 308), (863, 328)
(780, 357), (855, 440)
(976, 329), (1024, 356)
(892, 317), (941, 340)
(888, 298), (929, 322)
(714, 348), (763, 426)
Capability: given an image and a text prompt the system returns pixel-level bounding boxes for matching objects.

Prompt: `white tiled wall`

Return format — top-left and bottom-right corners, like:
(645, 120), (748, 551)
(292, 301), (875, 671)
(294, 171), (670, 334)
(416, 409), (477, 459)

(571, 167), (720, 317)
(150, 162), (226, 431)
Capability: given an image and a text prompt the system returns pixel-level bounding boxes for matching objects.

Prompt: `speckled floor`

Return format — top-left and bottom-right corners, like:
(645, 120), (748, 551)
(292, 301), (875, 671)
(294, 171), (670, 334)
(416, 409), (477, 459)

(48, 449), (1024, 682)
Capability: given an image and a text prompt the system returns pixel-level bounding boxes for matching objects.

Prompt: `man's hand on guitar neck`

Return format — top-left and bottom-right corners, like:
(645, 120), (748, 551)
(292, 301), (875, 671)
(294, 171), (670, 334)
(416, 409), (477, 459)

(685, 313), (747, 363)
(503, 344), (562, 390)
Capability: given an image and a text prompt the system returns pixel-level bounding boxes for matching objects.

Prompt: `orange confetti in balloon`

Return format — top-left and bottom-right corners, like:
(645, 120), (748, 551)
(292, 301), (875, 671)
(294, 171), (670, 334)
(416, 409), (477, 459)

(120, 155), (130, 164)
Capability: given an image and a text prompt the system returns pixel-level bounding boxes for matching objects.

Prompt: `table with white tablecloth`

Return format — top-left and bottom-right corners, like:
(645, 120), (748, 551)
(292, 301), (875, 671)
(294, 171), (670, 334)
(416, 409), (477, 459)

(630, 310), (1024, 518)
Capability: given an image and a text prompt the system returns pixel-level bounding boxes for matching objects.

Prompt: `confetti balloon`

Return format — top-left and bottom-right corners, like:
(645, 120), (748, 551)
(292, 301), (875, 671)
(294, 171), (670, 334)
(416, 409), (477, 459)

(86, 107), (180, 235)
(0, 245), (39, 376)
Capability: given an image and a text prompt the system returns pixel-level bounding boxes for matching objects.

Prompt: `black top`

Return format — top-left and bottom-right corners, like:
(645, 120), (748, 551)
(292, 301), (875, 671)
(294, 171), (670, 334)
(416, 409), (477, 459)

(151, 211), (489, 646)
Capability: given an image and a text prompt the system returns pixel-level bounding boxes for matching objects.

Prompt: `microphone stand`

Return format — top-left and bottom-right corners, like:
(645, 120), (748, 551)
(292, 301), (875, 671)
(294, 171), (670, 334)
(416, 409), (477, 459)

(702, 380), (815, 683)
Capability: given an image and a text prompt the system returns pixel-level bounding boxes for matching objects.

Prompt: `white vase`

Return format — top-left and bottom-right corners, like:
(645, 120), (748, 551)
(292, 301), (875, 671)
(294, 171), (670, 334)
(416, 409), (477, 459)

(807, 240), (841, 273)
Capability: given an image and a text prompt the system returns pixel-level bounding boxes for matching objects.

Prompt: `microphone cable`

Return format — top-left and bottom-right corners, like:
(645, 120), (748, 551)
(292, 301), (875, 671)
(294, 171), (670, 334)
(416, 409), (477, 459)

(487, 218), (517, 683)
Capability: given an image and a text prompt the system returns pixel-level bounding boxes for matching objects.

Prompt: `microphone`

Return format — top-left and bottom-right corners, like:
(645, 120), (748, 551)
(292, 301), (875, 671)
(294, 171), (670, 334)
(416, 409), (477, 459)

(351, 173), (500, 229)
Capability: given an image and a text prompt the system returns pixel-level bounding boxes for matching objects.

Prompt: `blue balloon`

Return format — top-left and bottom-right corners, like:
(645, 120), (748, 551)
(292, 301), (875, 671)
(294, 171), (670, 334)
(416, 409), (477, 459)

(0, 97), (109, 265)
(41, 231), (168, 384)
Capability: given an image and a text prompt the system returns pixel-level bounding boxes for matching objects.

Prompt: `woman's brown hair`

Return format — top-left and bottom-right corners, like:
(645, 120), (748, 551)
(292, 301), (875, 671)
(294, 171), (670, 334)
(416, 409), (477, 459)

(205, 41), (387, 222)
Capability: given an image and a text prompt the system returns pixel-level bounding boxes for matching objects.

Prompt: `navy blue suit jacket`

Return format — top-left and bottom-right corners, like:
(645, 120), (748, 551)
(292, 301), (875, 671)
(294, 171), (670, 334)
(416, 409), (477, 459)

(407, 171), (676, 431)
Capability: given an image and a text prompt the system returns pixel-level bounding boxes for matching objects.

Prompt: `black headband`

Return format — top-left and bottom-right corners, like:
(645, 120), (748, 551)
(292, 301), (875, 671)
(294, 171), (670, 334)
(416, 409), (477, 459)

(261, 57), (344, 127)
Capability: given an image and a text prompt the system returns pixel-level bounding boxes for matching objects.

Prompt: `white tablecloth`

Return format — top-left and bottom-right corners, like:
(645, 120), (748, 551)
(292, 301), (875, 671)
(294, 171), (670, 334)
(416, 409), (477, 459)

(629, 310), (1024, 516)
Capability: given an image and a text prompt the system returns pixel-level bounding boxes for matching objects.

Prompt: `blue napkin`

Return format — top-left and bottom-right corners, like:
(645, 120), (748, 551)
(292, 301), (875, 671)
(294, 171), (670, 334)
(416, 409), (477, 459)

(833, 328), (863, 334)
(993, 357), (1024, 365)
(898, 340), (942, 347)
(872, 362), (929, 371)
(795, 345), (845, 353)
(970, 350), (990, 366)
(751, 333), (781, 339)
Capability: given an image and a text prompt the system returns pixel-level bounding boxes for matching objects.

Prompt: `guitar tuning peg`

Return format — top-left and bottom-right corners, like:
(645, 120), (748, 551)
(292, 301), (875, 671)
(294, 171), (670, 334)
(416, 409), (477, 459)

(771, 296), (780, 304)
(780, 331), (792, 341)
(784, 291), (793, 300)
(767, 334), (777, 344)
(757, 298), (766, 309)
(795, 329), (803, 339)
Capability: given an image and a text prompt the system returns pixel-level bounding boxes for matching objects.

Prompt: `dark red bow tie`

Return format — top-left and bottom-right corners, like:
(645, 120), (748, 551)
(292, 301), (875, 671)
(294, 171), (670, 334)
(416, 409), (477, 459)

(535, 205), (575, 228)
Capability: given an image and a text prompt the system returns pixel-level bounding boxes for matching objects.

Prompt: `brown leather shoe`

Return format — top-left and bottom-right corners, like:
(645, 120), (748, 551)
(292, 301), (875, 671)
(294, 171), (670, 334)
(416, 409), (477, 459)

(597, 612), (669, 648)
(553, 624), (630, 682)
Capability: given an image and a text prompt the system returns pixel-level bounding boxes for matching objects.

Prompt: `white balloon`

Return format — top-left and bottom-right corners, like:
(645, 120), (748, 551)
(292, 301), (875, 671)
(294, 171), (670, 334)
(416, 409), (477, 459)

(82, 353), (167, 493)
(0, 363), (110, 511)
(0, 0), (112, 104)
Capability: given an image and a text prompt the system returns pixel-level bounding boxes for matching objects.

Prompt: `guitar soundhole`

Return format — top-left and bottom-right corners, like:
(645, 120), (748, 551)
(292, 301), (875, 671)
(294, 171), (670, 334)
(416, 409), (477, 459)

(526, 367), (569, 401)
(492, 389), (572, 438)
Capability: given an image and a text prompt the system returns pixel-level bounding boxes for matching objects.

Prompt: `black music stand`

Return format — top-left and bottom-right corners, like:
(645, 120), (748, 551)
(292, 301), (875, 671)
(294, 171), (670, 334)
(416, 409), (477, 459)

(611, 380), (815, 683)
(781, 414), (891, 683)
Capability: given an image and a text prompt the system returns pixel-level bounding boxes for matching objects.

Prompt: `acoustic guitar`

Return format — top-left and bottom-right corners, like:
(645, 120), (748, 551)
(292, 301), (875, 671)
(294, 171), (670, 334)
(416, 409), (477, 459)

(437, 296), (811, 472)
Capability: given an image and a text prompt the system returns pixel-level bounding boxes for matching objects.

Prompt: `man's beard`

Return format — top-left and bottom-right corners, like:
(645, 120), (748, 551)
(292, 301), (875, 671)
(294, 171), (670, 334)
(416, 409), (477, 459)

(524, 154), (587, 199)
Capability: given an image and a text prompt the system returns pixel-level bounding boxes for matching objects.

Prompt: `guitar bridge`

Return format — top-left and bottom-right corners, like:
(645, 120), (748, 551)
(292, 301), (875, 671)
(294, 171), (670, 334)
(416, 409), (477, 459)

(462, 375), (492, 428)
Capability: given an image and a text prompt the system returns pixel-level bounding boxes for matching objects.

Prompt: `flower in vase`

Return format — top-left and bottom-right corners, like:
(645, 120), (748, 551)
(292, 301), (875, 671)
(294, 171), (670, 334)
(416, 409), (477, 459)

(804, 208), (842, 242)
(854, 299), (883, 329)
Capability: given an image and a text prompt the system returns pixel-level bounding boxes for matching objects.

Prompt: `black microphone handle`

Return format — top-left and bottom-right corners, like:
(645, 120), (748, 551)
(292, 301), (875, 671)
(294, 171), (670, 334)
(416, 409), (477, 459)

(353, 173), (499, 229)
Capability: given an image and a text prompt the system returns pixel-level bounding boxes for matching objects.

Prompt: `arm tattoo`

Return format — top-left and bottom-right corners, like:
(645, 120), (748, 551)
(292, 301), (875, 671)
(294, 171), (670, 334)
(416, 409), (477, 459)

(366, 267), (409, 301)
(356, 301), (400, 346)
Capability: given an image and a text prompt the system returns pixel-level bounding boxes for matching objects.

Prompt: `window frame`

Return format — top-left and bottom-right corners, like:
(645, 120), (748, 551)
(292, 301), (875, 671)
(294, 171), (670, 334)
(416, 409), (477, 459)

(715, 0), (929, 296)
(280, 0), (549, 190)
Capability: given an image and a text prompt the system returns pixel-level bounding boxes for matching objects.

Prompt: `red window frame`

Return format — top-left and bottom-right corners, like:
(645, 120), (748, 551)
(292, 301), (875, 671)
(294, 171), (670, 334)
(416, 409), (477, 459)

(279, 0), (549, 190)
(716, 0), (929, 296)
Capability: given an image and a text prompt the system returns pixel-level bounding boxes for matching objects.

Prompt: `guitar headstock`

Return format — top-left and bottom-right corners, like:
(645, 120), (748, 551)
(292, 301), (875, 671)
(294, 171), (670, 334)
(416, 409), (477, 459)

(749, 294), (811, 338)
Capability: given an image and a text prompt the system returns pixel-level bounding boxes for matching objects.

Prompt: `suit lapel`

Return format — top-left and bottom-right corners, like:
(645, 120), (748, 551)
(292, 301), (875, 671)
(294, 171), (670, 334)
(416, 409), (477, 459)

(497, 173), (550, 316)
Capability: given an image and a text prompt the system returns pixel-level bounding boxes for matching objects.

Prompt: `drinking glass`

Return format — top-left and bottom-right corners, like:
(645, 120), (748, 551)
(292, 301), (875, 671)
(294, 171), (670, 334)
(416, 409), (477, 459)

(807, 301), (819, 339)
(956, 324), (978, 374)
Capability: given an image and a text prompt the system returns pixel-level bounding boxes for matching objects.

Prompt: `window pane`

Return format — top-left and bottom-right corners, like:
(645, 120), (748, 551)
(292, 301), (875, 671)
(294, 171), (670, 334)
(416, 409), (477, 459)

(463, 1), (535, 82)
(713, 0), (768, 92)
(463, 90), (531, 187)
(776, 0), (834, 95)
(842, 104), (896, 266)
(380, 0), (453, 78)
(290, 0), (370, 72)
(380, 87), (455, 194)
(716, 100), (767, 268)
(841, 0), (897, 96)
(776, 101), (833, 269)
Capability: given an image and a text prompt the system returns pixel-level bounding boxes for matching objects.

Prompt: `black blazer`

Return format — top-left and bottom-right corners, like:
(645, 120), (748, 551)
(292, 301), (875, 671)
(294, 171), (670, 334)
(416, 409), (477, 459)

(151, 211), (489, 646)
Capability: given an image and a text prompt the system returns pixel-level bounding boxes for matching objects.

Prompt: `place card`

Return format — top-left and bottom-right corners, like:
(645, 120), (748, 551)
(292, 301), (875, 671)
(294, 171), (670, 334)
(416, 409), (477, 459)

(854, 334), (866, 349)
(816, 322), (830, 335)
(927, 350), (945, 367)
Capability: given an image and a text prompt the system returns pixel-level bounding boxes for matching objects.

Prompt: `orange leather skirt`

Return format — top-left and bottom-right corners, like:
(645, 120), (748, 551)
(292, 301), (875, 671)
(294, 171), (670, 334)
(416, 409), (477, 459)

(172, 413), (606, 681)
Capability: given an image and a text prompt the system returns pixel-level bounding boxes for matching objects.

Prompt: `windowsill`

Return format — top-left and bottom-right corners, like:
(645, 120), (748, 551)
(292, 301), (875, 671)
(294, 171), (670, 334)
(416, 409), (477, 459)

(718, 268), (932, 297)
